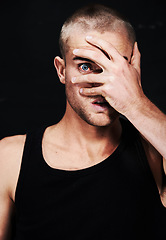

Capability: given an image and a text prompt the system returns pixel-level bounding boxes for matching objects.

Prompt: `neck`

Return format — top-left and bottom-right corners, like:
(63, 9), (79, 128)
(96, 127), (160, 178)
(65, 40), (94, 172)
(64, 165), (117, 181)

(56, 106), (122, 153)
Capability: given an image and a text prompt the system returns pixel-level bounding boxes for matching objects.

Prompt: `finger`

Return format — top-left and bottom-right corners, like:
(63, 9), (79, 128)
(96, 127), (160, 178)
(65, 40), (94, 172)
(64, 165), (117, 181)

(131, 42), (141, 75)
(80, 86), (103, 96)
(73, 48), (110, 70)
(86, 35), (123, 62)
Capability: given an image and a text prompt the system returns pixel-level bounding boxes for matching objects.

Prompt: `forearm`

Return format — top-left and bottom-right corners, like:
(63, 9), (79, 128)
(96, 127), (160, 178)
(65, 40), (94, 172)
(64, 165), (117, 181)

(125, 95), (166, 159)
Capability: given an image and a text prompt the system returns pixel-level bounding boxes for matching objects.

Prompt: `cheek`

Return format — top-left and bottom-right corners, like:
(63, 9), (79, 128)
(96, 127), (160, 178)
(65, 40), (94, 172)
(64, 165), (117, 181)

(65, 64), (77, 80)
(65, 66), (93, 98)
(65, 78), (79, 99)
(65, 70), (72, 84)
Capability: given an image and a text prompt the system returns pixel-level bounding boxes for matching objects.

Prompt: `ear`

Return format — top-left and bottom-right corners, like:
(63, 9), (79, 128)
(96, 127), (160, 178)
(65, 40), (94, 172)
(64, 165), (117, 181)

(54, 56), (66, 84)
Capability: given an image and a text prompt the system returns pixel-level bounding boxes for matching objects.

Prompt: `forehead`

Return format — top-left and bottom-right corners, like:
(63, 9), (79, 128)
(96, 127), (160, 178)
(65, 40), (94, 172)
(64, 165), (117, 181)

(67, 29), (133, 59)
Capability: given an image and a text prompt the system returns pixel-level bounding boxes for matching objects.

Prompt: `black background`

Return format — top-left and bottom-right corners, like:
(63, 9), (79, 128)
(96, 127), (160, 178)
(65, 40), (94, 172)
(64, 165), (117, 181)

(0, 0), (166, 138)
(1, 1), (166, 236)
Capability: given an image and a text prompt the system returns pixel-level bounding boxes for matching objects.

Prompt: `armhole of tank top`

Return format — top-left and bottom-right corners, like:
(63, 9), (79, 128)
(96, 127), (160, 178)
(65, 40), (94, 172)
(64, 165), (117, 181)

(135, 132), (159, 195)
(14, 131), (34, 211)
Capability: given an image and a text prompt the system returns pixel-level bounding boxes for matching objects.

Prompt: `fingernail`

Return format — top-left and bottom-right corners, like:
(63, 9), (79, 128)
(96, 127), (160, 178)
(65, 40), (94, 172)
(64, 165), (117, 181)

(86, 35), (92, 40)
(71, 77), (76, 83)
(73, 49), (79, 54)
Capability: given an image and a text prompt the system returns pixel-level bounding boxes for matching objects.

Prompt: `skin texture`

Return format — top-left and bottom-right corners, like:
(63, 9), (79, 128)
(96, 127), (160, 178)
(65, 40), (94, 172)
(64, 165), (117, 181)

(55, 30), (133, 126)
(0, 27), (166, 239)
(0, 135), (26, 239)
(70, 32), (140, 117)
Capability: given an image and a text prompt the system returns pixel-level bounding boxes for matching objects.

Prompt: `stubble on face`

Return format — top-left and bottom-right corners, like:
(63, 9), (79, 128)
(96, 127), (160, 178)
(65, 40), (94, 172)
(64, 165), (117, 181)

(63, 29), (132, 127)
(64, 68), (120, 127)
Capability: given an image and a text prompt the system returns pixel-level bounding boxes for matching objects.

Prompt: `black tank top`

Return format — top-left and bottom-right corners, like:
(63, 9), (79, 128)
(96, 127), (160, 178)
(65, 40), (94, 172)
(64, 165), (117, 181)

(14, 119), (162, 239)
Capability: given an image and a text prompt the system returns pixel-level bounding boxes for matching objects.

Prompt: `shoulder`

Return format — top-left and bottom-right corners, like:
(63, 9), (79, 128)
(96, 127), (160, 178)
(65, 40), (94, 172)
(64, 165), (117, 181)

(0, 134), (26, 201)
(0, 135), (26, 170)
(0, 134), (26, 153)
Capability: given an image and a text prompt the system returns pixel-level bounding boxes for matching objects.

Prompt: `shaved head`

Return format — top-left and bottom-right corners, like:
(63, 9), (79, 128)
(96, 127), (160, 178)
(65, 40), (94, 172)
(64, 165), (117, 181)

(59, 4), (136, 59)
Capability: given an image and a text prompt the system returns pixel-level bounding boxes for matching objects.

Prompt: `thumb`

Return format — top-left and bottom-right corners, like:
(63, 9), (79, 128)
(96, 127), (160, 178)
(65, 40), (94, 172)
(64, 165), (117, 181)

(131, 42), (141, 76)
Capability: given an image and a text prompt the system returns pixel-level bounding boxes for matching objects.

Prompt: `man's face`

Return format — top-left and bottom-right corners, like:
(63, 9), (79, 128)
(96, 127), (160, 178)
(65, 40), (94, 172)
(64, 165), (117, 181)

(62, 30), (133, 127)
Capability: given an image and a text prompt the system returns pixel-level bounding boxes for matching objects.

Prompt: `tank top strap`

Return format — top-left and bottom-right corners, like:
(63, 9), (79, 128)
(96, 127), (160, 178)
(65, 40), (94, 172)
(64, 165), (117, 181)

(15, 126), (47, 209)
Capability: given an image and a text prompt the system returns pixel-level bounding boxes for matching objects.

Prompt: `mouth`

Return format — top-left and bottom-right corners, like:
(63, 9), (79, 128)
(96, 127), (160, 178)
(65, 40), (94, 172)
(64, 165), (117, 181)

(92, 96), (110, 108)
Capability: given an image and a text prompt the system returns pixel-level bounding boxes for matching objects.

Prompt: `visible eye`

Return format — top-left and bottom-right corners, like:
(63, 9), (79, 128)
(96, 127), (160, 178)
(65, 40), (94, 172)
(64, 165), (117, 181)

(79, 63), (91, 73)
(78, 63), (102, 74)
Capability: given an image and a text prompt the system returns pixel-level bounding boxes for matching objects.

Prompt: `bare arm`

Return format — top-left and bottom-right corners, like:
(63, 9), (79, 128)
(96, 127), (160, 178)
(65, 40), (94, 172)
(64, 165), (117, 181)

(0, 135), (25, 239)
(0, 193), (14, 240)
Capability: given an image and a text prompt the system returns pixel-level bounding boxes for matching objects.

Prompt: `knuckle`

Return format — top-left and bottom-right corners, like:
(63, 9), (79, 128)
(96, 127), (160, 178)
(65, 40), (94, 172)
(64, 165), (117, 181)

(92, 51), (100, 59)
(121, 57), (128, 67)
(90, 88), (96, 94)
(101, 86), (108, 96)
(111, 64), (119, 74)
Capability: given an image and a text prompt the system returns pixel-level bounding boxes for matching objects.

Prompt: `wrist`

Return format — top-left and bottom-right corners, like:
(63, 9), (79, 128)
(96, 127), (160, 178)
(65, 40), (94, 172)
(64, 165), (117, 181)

(123, 93), (150, 122)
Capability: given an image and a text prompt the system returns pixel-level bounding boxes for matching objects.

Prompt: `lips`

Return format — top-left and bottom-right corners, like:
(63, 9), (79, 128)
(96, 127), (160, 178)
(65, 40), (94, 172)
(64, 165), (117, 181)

(92, 96), (106, 104)
(92, 96), (110, 108)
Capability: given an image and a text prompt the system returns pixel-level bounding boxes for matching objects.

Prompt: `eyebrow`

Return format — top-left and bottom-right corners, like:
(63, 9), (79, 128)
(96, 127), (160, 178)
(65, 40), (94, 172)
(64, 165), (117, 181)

(72, 56), (95, 63)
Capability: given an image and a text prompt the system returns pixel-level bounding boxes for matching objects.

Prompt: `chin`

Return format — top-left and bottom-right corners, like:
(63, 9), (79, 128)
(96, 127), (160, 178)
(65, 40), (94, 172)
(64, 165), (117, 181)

(81, 112), (120, 127)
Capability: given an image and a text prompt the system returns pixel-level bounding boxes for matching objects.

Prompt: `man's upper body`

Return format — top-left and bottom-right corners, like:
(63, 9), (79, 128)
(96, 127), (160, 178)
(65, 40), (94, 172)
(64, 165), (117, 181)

(0, 4), (166, 239)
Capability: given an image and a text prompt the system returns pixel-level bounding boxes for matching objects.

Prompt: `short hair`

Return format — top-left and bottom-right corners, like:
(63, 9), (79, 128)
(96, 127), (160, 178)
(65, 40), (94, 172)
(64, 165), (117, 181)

(59, 4), (136, 59)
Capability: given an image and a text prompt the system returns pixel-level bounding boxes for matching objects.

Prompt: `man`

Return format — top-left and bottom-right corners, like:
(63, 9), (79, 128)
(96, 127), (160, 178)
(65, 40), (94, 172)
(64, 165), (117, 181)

(0, 3), (166, 240)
